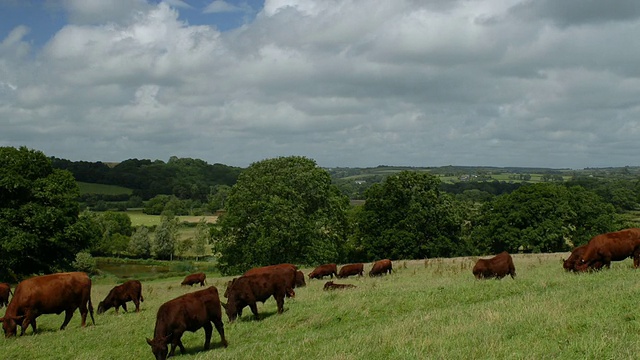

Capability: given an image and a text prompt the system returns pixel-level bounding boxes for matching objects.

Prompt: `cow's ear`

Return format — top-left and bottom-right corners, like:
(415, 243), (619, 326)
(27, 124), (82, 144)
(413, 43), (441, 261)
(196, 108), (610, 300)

(221, 302), (227, 310)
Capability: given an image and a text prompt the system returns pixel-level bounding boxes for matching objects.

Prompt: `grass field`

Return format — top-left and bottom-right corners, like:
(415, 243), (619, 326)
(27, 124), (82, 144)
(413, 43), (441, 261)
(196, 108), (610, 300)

(3, 254), (640, 359)
(125, 210), (218, 227)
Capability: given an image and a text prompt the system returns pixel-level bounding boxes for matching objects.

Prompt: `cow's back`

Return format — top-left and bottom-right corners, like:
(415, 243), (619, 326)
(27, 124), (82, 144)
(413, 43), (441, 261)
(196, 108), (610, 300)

(583, 228), (640, 263)
(9, 272), (92, 315)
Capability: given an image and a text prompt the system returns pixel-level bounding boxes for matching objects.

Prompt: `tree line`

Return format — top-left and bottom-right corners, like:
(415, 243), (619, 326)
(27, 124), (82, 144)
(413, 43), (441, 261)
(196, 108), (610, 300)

(2, 146), (639, 280)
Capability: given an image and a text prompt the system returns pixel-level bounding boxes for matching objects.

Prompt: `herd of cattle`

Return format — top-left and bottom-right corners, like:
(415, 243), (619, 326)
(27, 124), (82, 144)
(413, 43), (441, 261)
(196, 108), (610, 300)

(1, 227), (640, 358)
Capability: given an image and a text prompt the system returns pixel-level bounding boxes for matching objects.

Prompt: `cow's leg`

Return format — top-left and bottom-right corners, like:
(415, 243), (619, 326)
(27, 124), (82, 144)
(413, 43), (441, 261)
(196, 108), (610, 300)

(133, 299), (140, 312)
(249, 303), (260, 320)
(203, 322), (213, 350)
(168, 333), (182, 356)
(122, 303), (128, 313)
(79, 302), (89, 327)
(634, 250), (640, 268)
(275, 295), (285, 314)
(60, 309), (74, 330)
(20, 312), (35, 335)
(177, 337), (187, 355)
(212, 316), (228, 348)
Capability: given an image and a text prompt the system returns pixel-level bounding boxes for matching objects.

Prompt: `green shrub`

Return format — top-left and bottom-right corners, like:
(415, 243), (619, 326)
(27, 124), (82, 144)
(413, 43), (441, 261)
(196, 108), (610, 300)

(72, 252), (97, 274)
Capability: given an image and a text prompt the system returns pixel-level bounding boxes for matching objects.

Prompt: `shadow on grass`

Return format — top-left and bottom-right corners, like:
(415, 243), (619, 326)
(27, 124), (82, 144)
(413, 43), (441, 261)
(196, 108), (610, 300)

(234, 309), (283, 322)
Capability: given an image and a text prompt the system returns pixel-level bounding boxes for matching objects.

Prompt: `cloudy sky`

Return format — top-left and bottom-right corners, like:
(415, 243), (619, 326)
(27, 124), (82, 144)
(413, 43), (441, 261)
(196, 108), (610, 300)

(1, 0), (639, 169)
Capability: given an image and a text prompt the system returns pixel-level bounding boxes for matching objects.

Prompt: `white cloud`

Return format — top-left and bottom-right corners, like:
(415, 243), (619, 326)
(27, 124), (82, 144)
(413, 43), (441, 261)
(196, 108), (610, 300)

(203, 0), (245, 14)
(2, 0), (640, 168)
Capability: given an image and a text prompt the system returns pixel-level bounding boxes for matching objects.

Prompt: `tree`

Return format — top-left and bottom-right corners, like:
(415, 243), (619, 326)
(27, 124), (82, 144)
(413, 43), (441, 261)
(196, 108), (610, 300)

(153, 214), (179, 260)
(473, 183), (619, 254)
(0, 146), (92, 280)
(353, 171), (470, 261)
(213, 156), (350, 275)
(88, 211), (133, 256)
(129, 226), (152, 258)
(191, 218), (210, 261)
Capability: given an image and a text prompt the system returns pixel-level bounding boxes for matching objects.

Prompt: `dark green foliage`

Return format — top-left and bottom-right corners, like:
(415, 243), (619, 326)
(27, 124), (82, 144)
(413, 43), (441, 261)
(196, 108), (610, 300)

(473, 183), (620, 254)
(153, 214), (178, 260)
(129, 226), (152, 258)
(0, 147), (91, 280)
(353, 171), (469, 261)
(86, 211), (133, 256)
(213, 156), (350, 275)
(52, 156), (242, 201)
(72, 251), (97, 274)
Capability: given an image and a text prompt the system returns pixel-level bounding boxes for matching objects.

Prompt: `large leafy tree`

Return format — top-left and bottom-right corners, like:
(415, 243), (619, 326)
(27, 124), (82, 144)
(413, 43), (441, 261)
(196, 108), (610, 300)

(473, 183), (619, 254)
(0, 146), (92, 280)
(213, 156), (349, 275)
(353, 171), (470, 261)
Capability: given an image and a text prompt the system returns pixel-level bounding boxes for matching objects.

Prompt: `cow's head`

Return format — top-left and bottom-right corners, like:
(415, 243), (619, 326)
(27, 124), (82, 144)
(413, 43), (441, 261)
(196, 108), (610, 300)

(147, 335), (170, 360)
(0, 315), (24, 337)
(97, 300), (112, 314)
(221, 301), (237, 322)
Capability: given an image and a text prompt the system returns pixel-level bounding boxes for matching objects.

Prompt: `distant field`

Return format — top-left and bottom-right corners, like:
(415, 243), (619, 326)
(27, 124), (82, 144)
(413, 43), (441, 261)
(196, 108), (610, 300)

(78, 182), (133, 195)
(125, 210), (218, 227)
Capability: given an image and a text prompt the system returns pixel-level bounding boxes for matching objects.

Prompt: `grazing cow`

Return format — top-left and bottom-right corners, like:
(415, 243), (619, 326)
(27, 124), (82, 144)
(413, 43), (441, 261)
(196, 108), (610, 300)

(577, 228), (640, 271)
(222, 269), (295, 322)
(323, 281), (357, 290)
(0, 283), (11, 308)
(0, 272), (95, 337)
(181, 272), (206, 287)
(224, 264), (298, 299)
(338, 263), (364, 278)
(98, 280), (144, 314)
(295, 270), (306, 287)
(369, 259), (393, 277)
(472, 252), (516, 279)
(562, 245), (604, 272)
(309, 264), (338, 279)
(147, 286), (227, 360)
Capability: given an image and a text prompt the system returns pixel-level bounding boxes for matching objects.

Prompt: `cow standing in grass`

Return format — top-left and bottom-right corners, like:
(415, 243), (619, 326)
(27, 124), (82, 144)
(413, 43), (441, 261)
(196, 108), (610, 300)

(98, 280), (144, 314)
(369, 259), (393, 277)
(0, 272), (95, 337)
(473, 252), (516, 279)
(576, 228), (640, 271)
(147, 286), (227, 360)
(181, 272), (206, 287)
(309, 264), (338, 279)
(338, 263), (364, 278)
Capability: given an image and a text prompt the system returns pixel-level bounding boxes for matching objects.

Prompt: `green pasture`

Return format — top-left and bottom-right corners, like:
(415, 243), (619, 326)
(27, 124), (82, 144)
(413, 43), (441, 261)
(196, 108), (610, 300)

(125, 210), (217, 228)
(3, 254), (640, 359)
(77, 182), (133, 195)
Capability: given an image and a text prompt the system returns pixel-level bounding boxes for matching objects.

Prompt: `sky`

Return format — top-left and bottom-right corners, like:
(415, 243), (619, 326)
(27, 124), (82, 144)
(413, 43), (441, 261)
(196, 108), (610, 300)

(1, 0), (640, 169)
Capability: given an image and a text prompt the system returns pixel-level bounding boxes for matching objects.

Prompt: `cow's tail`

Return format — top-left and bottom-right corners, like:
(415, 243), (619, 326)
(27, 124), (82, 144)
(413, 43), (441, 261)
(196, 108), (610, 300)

(88, 297), (96, 325)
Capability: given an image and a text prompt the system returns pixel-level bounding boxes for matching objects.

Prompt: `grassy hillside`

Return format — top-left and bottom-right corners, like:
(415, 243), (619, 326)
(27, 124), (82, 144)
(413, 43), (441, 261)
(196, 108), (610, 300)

(2, 254), (640, 359)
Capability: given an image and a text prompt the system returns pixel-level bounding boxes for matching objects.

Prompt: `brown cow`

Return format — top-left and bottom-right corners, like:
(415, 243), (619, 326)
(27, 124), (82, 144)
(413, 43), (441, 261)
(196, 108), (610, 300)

(309, 263), (338, 279)
(0, 272), (95, 337)
(576, 228), (640, 271)
(472, 252), (516, 279)
(323, 281), (357, 290)
(224, 264), (298, 299)
(338, 263), (364, 278)
(0, 283), (11, 308)
(369, 259), (393, 277)
(222, 268), (295, 322)
(181, 272), (206, 287)
(562, 245), (604, 272)
(98, 280), (144, 314)
(147, 286), (227, 360)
